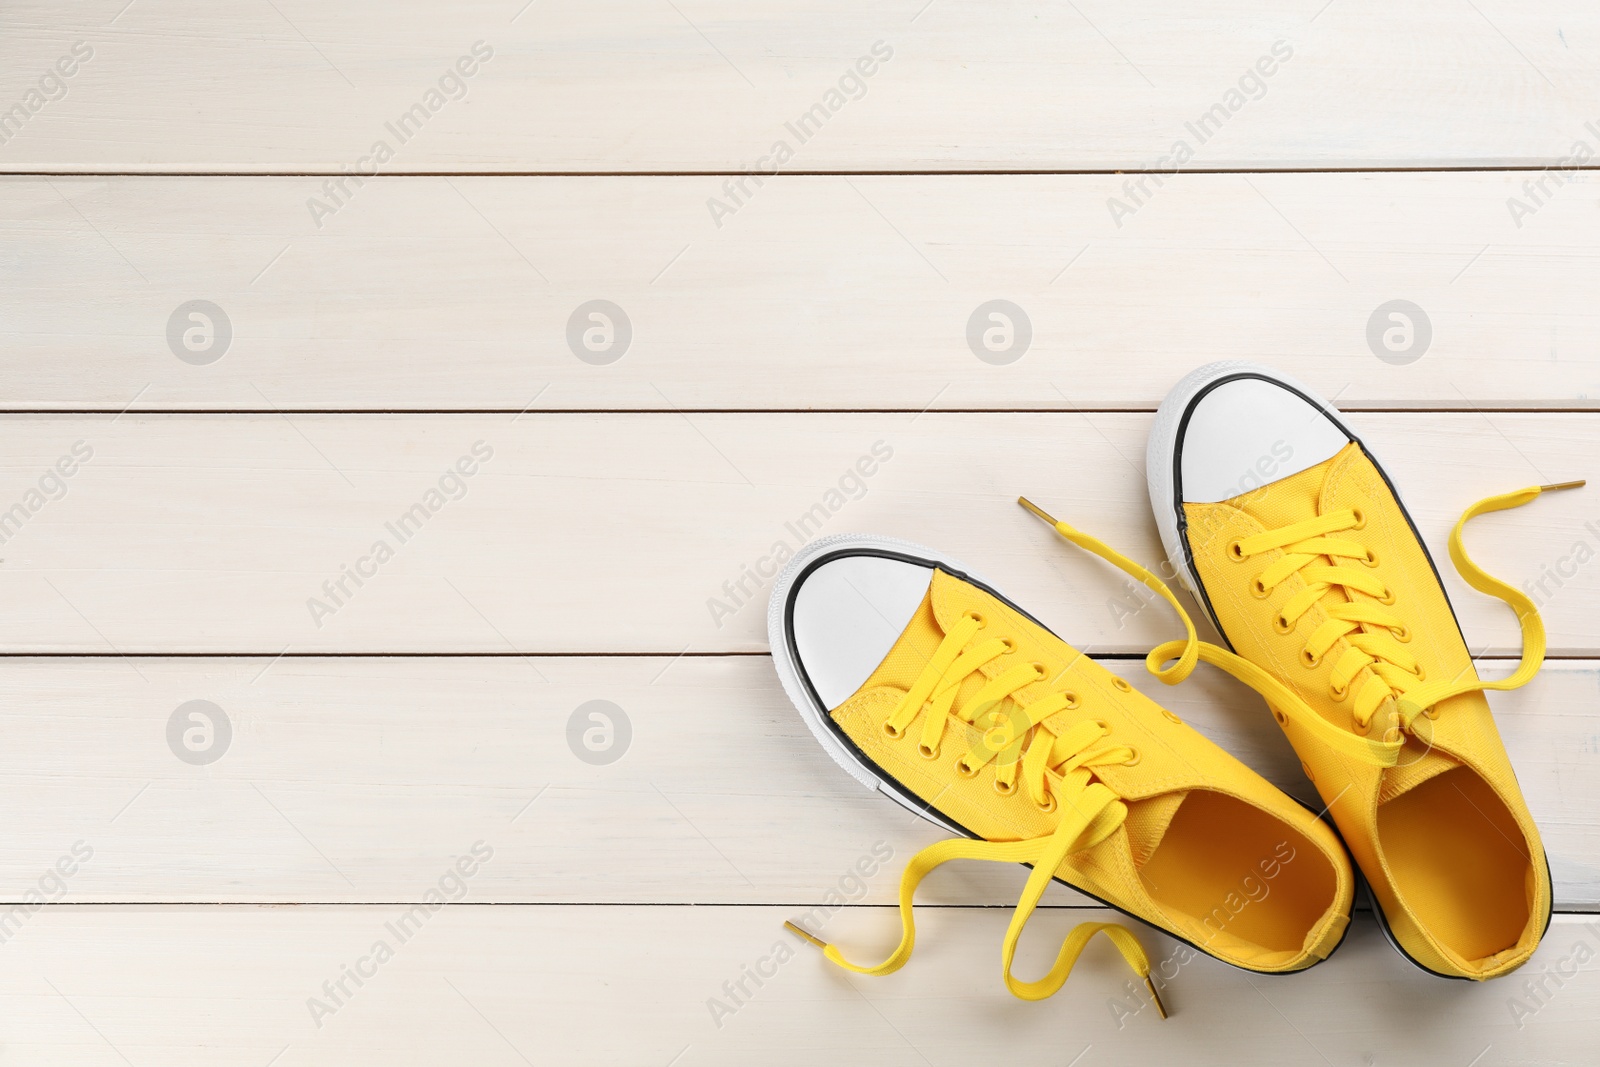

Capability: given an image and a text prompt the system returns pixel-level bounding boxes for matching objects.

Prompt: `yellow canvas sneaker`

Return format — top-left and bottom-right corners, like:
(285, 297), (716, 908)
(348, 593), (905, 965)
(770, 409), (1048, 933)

(768, 523), (1356, 1013)
(1146, 360), (1580, 980)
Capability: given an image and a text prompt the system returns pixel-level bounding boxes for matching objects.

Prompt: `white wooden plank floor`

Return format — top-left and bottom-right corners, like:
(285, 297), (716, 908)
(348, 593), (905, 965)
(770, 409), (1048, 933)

(5, 174), (1600, 411)
(2, 2), (1599, 171)
(3, 5), (1599, 1065)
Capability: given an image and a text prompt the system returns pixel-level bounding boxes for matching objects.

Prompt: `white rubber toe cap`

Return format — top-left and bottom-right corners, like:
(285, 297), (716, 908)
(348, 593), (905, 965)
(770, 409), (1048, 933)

(1177, 375), (1349, 503)
(790, 553), (934, 710)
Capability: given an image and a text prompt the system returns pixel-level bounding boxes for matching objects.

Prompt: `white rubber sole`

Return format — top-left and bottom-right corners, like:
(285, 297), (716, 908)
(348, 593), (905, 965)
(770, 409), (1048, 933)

(767, 532), (989, 837)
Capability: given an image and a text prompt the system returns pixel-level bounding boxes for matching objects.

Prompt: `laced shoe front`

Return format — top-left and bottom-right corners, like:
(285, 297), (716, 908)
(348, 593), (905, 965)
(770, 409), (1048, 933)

(768, 521), (1356, 1013)
(1148, 361), (1580, 979)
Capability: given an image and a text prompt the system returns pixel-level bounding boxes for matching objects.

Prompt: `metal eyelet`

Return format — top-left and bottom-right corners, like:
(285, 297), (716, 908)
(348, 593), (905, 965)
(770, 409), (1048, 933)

(1250, 577), (1270, 599)
(1274, 614), (1294, 635)
(1329, 681), (1347, 702)
(1377, 588), (1396, 606)
(1352, 717), (1372, 736)
(918, 742), (940, 760)
(1300, 648), (1321, 669)
(964, 611), (986, 627)
(1350, 507), (1366, 530)
(999, 638), (1016, 653)
(1362, 549), (1379, 569)
(1227, 540), (1247, 562)
(1112, 677), (1133, 693)
(1392, 625), (1411, 643)
(1272, 709), (1288, 726)
(955, 759), (980, 779)
(1413, 663), (1427, 682)
(1031, 662), (1048, 679)
(1122, 748), (1141, 767)
(1424, 704), (1441, 720)
(1161, 709), (1183, 725)
(1063, 692), (1080, 710)
(993, 779), (1016, 796)
(882, 721), (903, 739)
(1036, 794), (1058, 814)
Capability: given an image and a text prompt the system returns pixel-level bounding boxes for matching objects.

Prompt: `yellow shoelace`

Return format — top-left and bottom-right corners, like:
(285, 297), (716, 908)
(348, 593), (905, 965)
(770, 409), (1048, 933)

(789, 482), (1576, 1012)
(787, 562), (1168, 1013)
(1026, 482), (1580, 769)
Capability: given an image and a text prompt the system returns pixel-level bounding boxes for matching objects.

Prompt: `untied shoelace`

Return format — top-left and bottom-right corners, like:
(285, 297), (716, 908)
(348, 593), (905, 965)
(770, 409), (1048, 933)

(787, 480), (1579, 1015)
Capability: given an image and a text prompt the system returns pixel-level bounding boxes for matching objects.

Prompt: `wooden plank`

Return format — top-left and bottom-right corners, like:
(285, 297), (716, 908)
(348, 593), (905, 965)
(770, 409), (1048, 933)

(3, 904), (1596, 1064)
(3, 3), (1599, 172)
(5, 174), (1600, 411)
(0, 412), (1592, 654)
(6, 655), (1596, 906)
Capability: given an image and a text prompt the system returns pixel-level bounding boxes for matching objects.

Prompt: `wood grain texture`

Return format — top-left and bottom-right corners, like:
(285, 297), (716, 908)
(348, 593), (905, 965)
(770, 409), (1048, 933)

(1, 2), (1598, 172)
(2, 905), (1595, 1065)
(5, 174), (1600, 411)
(5, 654), (1597, 907)
(0, 412), (1591, 654)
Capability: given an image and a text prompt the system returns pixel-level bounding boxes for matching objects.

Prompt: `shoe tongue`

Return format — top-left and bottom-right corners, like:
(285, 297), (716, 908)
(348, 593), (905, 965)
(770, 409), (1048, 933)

(1379, 734), (1461, 804)
(1122, 791), (1188, 867)
(1225, 458), (1333, 527)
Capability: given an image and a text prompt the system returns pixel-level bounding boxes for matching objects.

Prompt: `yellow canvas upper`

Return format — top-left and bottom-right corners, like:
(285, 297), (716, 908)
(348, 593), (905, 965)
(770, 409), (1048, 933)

(798, 523), (1356, 1007)
(1182, 441), (1561, 978)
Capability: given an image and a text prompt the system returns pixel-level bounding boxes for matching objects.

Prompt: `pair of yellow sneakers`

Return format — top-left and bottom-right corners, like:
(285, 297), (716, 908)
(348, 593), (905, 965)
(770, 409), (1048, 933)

(768, 362), (1577, 1014)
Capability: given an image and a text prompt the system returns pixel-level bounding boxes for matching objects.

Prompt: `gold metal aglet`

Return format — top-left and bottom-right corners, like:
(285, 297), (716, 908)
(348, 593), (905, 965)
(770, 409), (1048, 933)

(783, 920), (828, 950)
(1540, 479), (1586, 492)
(1017, 496), (1061, 527)
(1144, 975), (1170, 1020)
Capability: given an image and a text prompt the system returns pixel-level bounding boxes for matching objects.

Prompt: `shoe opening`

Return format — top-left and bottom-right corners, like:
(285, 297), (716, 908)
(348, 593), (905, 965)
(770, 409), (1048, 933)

(1139, 791), (1338, 969)
(1376, 766), (1534, 964)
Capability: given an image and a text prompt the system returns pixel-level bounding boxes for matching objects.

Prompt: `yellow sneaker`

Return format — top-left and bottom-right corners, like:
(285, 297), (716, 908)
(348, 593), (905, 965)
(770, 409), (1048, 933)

(1146, 360), (1581, 980)
(768, 526), (1355, 1012)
